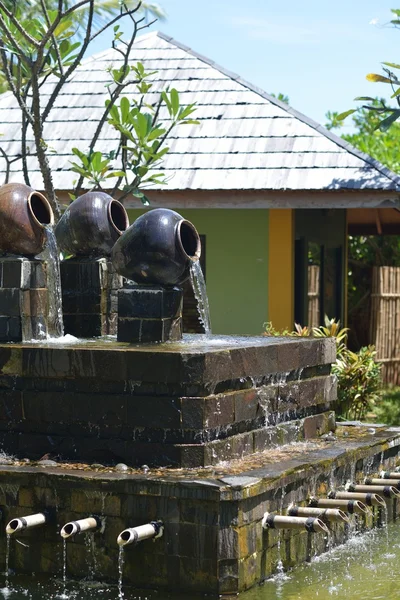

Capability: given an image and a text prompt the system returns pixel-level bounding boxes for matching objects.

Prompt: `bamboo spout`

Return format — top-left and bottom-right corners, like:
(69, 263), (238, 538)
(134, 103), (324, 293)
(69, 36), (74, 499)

(60, 516), (100, 539)
(262, 512), (329, 534)
(309, 497), (369, 515)
(6, 512), (47, 535)
(288, 505), (349, 523)
(346, 483), (400, 499)
(329, 490), (385, 507)
(381, 471), (400, 479)
(117, 521), (163, 547)
(365, 478), (400, 490)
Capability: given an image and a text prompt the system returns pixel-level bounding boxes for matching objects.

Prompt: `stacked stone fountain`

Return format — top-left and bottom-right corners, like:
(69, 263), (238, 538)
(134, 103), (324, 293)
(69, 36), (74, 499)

(0, 183), (399, 596)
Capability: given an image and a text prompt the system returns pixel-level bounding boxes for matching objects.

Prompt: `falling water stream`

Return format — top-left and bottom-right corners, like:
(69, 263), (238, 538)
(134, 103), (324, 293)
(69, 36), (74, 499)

(39, 227), (64, 338)
(118, 546), (125, 600)
(190, 260), (211, 335)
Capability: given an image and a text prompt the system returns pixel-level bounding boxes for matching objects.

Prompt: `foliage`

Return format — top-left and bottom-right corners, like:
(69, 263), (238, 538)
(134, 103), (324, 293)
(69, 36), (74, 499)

(326, 99), (400, 173)
(335, 8), (400, 130)
(374, 387), (400, 426)
(270, 92), (289, 105)
(333, 346), (382, 421)
(0, 1), (193, 219)
(263, 316), (382, 421)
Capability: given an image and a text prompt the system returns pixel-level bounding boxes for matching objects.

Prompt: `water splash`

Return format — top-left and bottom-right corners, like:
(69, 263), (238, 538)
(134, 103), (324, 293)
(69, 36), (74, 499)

(118, 546), (125, 600)
(40, 227), (64, 338)
(189, 260), (211, 335)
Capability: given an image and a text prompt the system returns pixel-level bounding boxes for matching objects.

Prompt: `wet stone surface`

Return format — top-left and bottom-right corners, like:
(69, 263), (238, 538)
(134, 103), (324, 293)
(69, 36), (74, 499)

(0, 427), (398, 594)
(0, 257), (49, 342)
(0, 336), (336, 466)
(61, 258), (123, 338)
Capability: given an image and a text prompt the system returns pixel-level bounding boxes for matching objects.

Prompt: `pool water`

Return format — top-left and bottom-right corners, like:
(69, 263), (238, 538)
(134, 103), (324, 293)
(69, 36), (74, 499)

(1, 522), (400, 599)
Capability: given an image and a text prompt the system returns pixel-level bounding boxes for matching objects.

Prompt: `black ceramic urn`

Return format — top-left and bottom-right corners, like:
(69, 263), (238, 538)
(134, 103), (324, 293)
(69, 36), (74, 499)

(55, 191), (129, 257)
(111, 208), (201, 286)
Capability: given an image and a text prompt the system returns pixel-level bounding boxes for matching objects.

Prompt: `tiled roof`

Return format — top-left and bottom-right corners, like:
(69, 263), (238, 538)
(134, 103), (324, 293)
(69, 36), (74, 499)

(0, 31), (399, 192)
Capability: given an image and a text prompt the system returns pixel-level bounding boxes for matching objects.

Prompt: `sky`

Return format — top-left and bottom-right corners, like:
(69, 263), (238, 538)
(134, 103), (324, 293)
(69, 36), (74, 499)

(90, 0), (399, 132)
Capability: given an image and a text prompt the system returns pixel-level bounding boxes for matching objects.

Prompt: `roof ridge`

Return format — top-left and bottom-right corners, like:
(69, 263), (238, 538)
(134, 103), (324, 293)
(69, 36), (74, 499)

(154, 31), (400, 188)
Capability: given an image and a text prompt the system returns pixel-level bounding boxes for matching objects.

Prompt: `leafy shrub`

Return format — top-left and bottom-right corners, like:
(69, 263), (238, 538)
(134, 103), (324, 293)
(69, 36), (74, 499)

(374, 387), (400, 426)
(263, 316), (382, 420)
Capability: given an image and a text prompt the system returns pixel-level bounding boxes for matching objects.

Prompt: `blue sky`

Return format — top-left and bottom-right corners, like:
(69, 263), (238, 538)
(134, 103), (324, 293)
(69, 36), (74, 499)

(91, 0), (399, 131)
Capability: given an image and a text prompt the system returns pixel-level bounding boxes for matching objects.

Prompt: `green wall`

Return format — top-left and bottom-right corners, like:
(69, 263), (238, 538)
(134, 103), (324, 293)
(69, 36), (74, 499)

(126, 208), (269, 335)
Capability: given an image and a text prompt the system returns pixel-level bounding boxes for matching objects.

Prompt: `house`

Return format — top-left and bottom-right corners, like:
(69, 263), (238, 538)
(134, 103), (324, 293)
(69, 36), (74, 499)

(0, 31), (399, 335)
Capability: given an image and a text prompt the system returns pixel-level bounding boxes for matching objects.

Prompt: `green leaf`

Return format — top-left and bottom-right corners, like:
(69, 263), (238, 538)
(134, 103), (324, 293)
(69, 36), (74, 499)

(178, 119), (200, 125)
(170, 88), (179, 116)
(377, 110), (400, 131)
(147, 127), (166, 141)
(366, 73), (393, 83)
(336, 109), (356, 121)
(106, 171), (126, 178)
(353, 96), (375, 102)
(120, 97), (130, 123)
(382, 62), (400, 70)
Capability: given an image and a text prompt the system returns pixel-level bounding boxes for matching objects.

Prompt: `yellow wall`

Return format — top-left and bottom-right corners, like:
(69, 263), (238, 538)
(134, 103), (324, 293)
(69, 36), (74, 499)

(268, 209), (294, 331)
(127, 208), (269, 335)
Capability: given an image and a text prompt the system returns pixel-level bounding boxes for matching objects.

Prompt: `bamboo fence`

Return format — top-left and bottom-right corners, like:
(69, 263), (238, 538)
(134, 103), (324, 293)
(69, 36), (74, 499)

(370, 266), (400, 385)
(308, 265), (320, 328)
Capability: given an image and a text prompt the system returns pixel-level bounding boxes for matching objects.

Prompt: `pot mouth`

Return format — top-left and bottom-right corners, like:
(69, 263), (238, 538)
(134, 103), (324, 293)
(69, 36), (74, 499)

(108, 199), (129, 235)
(28, 191), (54, 228)
(176, 219), (201, 261)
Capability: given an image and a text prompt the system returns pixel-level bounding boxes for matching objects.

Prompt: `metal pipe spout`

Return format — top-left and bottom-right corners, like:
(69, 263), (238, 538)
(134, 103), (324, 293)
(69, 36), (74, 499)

(288, 505), (349, 523)
(309, 497), (369, 515)
(346, 483), (400, 499)
(60, 516), (101, 539)
(262, 512), (329, 534)
(117, 521), (163, 547)
(329, 490), (385, 507)
(6, 512), (47, 535)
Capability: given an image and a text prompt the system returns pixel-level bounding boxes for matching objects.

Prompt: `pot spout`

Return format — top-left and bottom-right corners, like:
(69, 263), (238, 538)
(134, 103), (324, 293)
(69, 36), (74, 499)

(6, 512), (47, 535)
(117, 521), (163, 547)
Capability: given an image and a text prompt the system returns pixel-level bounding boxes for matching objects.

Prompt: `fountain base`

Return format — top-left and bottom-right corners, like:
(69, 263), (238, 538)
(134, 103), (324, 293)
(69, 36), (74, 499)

(61, 258), (123, 337)
(0, 257), (49, 341)
(0, 335), (335, 467)
(117, 284), (183, 343)
(0, 425), (399, 595)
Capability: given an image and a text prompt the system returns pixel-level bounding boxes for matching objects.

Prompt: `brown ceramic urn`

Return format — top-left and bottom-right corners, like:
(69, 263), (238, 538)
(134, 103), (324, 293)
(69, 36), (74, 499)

(0, 182), (54, 256)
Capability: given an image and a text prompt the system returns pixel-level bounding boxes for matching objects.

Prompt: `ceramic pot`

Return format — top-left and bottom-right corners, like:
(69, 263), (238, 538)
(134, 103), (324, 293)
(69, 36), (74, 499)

(55, 191), (129, 257)
(112, 208), (201, 286)
(0, 182), (54, 256)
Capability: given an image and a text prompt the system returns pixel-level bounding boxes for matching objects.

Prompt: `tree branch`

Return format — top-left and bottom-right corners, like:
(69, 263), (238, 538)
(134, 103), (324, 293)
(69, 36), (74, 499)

(42, 0), (95, 123)
(0, 1), (40, 48)
(0, 44), (33, 124)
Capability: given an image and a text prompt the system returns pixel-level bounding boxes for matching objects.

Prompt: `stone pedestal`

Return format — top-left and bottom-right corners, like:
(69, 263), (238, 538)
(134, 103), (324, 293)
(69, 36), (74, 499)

(61, 258), (123, 338)
(0, 257), (48, 341)
(117, 284), (183, 343)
